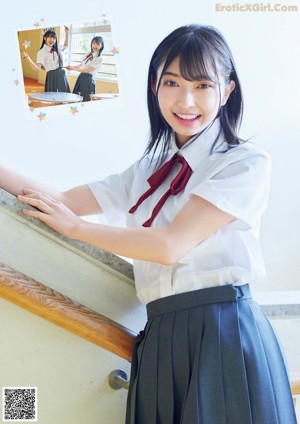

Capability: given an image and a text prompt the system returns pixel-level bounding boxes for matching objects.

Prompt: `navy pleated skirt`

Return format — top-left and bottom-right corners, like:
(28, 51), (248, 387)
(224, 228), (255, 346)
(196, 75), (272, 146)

(45, 67), (70, 93)
(126, 284), (296, 424)
(73, 73), (95, 101)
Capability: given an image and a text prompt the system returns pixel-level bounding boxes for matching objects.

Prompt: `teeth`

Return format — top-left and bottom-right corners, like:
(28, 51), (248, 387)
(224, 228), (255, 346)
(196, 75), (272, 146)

(175, 113), (199, 120)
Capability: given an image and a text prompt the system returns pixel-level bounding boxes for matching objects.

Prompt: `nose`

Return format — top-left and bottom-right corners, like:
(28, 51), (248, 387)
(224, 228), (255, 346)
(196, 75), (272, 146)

(177, 88), (197, 108)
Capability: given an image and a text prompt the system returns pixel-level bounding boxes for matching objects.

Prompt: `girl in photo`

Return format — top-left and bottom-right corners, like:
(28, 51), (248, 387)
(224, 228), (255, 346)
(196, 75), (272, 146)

(23, 27), (70, 93)
(67, 36), (104, 101)
(2, 23), (296, 423)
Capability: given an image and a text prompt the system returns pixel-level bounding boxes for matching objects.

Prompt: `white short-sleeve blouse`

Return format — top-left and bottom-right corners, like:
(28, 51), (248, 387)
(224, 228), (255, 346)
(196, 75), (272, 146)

(81, 53), (102, 76)
(88, 119), (271, 305)
(36, 45), (65, 72)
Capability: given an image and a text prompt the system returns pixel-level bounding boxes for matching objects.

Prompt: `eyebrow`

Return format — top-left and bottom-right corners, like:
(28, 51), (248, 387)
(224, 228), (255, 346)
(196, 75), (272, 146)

(162, 71), (180, 77)
(162, 71), (214, 82)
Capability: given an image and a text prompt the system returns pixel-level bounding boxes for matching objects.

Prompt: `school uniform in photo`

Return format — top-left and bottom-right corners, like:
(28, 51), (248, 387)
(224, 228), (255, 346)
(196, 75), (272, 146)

(73, 54), (102, 101)
(37, 45), (70, 93)
(89, 119), (297, 424)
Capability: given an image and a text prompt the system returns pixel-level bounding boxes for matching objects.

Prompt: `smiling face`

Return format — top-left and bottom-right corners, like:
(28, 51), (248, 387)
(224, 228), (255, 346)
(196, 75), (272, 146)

(91, 41), (102, 53)
(44, 35), (56, 47)
(154, 56), (235, 147)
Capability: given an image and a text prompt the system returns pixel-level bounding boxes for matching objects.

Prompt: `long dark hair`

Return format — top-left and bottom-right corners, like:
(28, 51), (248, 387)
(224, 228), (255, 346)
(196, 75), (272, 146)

(89, 36), (104, 57)
(40, 29), (63, 67)
(145, 24), (244, 165)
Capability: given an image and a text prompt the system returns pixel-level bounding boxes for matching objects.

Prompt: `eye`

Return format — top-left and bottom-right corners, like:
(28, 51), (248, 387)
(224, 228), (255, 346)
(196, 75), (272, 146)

(164, 80), (178, 87)
(197, 82), (212, 89)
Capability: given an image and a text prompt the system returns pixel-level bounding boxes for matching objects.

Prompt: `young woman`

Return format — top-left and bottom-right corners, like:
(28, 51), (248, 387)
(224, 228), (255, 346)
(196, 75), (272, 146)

(1, 24), (296, 423)
(67, 36), (104, 101)
(22, 27), (70, 93)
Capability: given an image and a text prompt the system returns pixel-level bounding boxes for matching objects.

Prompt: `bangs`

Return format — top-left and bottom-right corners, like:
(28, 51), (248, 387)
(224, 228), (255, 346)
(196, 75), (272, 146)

(159, 35), (221, 85)
(179, 43), (220, 83)
(45, 30), (57, 38)
(92, 36), (102, 44)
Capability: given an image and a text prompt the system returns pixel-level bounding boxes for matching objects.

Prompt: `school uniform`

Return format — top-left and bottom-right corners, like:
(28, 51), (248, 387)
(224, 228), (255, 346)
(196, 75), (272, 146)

(36, 45), (70, 93)
(88, 119), (296, 424)
(72, 53), (102, 101)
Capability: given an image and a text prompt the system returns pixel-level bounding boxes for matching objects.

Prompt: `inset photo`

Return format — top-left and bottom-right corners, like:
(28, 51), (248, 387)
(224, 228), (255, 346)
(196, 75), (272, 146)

(17, 19), (122, 119)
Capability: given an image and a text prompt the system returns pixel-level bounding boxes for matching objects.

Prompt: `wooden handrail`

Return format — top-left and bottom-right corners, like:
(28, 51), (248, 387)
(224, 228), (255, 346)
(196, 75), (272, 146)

(0, 262), (137, 362)
(291, 372), (300, 396)
(0, 262), (300, 396)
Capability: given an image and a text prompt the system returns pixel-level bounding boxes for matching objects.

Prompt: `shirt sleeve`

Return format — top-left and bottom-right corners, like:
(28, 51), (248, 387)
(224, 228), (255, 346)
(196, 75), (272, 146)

(36, 50), (44, 65)
(190, 146), (272, 228)
(87, 162), (136, 226)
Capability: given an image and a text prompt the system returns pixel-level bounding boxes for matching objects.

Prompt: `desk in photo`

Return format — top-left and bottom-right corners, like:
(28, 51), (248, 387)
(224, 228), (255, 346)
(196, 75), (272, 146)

(90, 93), (118, 101)
(28, 92), (83, 108)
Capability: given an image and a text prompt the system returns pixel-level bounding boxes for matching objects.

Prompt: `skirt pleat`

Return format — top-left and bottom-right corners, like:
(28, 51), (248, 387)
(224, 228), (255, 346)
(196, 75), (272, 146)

(126, 284), (297, 424)
(217, 302), (252, 424)
(240, 299), (295, 423)
(180, 306), (205, 423)
(45, 68), (70, 93)
(172, 310), (194, 421)
(157, 312), (175, 422)
(73, 73), (95, 101)
(135, 316), (161, 423)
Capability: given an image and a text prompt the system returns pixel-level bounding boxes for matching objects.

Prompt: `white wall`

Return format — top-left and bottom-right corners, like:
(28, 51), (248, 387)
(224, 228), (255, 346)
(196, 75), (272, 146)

(1, 0), (300, 292)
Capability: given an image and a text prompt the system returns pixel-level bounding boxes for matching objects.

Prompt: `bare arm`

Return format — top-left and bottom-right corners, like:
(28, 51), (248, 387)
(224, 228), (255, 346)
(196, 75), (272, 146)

(0, 165), (101, 216)
(67, 65), (95, 73)
(63, 26), (69, 48)
(17, 191), (234, 265)
(22, 51), (41, 72)
(0, 164), (59, 197)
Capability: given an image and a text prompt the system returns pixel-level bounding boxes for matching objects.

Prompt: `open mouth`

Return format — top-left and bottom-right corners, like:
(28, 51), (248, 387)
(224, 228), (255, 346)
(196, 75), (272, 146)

(174, 113), (201, 124)
(174, 113), (200, 121)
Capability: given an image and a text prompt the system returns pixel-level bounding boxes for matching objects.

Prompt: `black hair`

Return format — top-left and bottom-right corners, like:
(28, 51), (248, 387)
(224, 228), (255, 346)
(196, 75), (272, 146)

(145, 24), (244, 165)
(90, 36), (104, 56)
(40, 29), (63, 67)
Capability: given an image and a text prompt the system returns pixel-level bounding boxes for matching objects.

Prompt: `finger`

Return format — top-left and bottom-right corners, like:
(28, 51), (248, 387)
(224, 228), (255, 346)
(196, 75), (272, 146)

(23, 188), (36, 194)
(23, 189), (48, 197)
(22, 208), (50, 222)
(18, 195), (52, 213)
(22, 189), (45, 198)
(22, 190), (57, 204)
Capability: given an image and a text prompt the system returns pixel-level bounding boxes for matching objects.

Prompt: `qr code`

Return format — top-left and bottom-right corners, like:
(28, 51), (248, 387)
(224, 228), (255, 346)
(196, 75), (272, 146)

(2, 387), (37, 422)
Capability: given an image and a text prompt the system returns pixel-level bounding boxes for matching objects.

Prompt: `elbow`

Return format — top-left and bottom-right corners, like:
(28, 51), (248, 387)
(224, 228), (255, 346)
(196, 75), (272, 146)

(157, 236), (184, 266)
(160, 257), (177, 266)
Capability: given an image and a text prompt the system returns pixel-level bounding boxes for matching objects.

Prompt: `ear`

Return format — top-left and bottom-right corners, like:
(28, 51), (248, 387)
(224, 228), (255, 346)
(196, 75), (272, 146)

(221, 80), (235, 106)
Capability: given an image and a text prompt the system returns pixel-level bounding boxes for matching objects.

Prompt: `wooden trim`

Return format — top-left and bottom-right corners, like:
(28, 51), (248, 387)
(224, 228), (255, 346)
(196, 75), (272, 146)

(0, 262), (137, 362)
(291, 372), (300, 396)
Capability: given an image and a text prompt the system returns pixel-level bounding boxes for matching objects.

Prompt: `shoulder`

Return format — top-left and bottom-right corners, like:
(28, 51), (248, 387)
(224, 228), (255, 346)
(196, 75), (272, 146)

(36, 48), (45, 60)
(91, 56), (103, 67)
(214, 140), (271, 172)
(233, 140), (269, 159)
(191, 141), (272, 186)
(37, 46), (47, 55)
